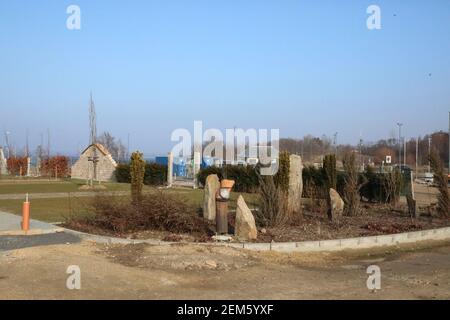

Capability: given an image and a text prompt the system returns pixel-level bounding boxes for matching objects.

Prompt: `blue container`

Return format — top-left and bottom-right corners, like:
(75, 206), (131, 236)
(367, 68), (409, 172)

(155, 156), (168, 166)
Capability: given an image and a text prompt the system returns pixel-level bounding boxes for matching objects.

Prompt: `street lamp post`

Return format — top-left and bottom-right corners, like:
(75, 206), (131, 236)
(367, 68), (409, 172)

(397, 123), (403, 167)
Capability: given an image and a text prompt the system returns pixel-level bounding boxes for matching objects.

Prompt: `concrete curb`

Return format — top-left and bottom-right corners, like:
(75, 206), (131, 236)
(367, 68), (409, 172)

(0, 227), (64, 236)
(61, 226), (450, 253)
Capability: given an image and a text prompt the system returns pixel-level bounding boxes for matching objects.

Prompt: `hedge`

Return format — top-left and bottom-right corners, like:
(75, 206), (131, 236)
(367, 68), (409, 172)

(115, 163), (167, 186)
(198, 164), (403, 204)
(197, 165), (259, 193)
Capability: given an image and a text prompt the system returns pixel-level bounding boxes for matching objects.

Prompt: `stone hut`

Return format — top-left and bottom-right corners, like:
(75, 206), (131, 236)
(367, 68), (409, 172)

(71, 143), (117, 181)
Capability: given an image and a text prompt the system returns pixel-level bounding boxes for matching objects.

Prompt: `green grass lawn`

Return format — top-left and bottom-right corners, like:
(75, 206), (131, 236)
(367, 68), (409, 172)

(0, 179), (132, 194)
(0, 187), (259, 223)
(0, 197), (86, 222)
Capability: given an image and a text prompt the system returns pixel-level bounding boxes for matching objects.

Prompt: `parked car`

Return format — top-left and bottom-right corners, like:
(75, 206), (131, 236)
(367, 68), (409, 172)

(424, 172), (434, 185)
(392, 164), (412, 174)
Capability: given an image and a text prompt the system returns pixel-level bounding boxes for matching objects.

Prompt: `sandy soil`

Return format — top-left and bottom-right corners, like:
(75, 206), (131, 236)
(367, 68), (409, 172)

(1, 239), (450, 300)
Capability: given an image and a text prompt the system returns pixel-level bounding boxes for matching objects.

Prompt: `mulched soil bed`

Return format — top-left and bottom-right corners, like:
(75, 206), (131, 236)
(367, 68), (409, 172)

(64, 203), (450, 244)
(255, 205), (450, 243)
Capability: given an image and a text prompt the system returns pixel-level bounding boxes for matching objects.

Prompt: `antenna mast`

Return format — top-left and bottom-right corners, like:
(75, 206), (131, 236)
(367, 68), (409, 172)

(89, 92), (97, 145)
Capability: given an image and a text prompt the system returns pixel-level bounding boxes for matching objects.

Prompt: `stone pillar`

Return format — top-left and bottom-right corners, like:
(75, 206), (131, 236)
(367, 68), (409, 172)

(235, 195), (257, 240)
(0, 147), (7, 175)
(193, 151), (201, 189)
(167, 152), (173, 187)
(26, 157), (31, 177)
(203, 174), (220, 220)
(287, 154), (303, 215)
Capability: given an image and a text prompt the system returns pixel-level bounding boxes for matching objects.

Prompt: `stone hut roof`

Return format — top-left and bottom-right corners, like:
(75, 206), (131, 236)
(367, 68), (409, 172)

(81, 143), (111, 156)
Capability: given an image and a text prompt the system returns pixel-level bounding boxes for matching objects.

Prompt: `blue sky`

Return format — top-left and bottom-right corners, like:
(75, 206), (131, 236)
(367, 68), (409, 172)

(0, 0), (449, 156)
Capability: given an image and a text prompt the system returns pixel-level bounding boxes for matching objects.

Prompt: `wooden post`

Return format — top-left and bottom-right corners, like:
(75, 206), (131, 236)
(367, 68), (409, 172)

(216, 200), (228, 234)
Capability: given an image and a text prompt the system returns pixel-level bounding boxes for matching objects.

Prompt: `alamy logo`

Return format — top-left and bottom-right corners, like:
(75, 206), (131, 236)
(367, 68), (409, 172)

(66, 265), (81, 290)
(66, 5), (81, 30)
(366, 5), (381, 30)
(171, 121), (280, 176)
(366, 265), (381, 291)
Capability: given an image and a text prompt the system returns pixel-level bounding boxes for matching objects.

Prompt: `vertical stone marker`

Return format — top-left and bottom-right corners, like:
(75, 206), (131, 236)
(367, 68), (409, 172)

(329, 188), (344, 220)
(26, 157), (31, 177)
(287, 154), (303, 215)
(0, 147), (7, 175)
(193, 151), (201, 189)
(167, 152), (173, 187)
(203, 174), (220, 221)
(235, 195), (257, 240)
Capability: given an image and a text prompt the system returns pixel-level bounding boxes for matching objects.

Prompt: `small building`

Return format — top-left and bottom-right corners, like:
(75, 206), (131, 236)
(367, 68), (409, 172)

(71, 143), (117, 181)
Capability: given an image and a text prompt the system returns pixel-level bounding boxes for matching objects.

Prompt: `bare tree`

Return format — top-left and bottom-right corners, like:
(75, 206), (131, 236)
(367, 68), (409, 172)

(97, 132), (127, 162)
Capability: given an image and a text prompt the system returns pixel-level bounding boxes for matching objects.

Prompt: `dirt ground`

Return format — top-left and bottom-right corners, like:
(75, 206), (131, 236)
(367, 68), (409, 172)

(1, 239), (450, 300)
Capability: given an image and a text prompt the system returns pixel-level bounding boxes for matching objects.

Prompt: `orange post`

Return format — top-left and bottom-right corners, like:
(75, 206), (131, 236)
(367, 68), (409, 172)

(22, 193), (30, 232)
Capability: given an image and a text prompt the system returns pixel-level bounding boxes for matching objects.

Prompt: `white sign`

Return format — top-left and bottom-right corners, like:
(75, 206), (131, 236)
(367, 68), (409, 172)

(385, 156), (392, 164)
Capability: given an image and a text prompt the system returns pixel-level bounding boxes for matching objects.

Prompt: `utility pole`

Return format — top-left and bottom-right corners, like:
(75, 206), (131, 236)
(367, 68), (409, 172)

(415, 137), (419, 174)
(4, 131), (11, 158)
(127, 133), (130, 161)
(25, 129), (29, 157)
(397, 122), (403, 167)
(47, 128), (50, 158)
(359, 137), (363, 170)
(88, 92), (99, 186)
(404, 138), (407, 167)
(428, 136), (432, 173)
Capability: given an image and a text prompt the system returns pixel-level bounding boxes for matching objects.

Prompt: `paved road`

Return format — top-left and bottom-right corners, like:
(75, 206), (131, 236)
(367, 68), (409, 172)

(0, 232), (81, 251)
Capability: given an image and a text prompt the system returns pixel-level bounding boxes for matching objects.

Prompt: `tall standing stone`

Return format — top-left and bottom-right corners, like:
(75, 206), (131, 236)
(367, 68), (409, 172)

(193, 151), (201, 189)
(0, 147), (7, 175)
(203, 174), (220, 221)
(329, 188), (344, 220)
(235, 195), (257, 240)
(287, 154), (303, 214)
(26, 157), (31, 177)
(167, 152), (173, 187)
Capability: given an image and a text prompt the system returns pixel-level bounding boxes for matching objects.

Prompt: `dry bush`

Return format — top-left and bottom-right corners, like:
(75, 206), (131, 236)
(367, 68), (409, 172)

(256, 172), (289, 227)
(382, 169), (402, 207)
(66, 191), (210, 235)
(430, 150), (449, 217)
(41, 156), (69, 177)
(130, 151), (145, 203)
(6, 156), (28, 176)
(304, 180), (323, 213)
(342, 153), (366, 216)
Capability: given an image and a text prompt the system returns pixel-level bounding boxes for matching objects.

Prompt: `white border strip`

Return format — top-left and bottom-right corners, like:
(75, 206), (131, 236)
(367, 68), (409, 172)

(61, 226), (450, 253)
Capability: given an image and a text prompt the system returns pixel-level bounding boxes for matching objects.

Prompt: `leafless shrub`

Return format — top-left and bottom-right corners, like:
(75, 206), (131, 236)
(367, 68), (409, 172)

(382, 169), (402, 207)
(256, 172), (289, 227)
(66, 191), (210, 235)
(342, 153), (366, 216)
(304, 180), (318, 213)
